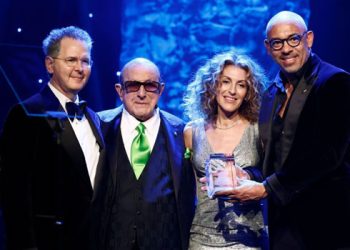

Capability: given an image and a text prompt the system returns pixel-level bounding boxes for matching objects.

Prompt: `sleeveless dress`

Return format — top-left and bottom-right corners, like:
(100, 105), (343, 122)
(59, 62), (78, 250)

(189, 120), (268, 249)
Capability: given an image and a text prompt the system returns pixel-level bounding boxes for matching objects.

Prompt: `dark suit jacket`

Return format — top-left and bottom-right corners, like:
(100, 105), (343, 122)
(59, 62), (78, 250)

(0, 85), (104, 250)
(93, 106), (196, 250)
(259, 54), (350, 249)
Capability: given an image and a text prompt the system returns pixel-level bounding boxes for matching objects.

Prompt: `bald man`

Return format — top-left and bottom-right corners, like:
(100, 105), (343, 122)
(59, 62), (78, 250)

(92, 58), (196, 250)
(219, 11), (350, 249)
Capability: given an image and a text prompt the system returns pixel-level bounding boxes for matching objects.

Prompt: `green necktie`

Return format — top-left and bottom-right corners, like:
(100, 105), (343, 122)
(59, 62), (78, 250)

(131, 123), (150, 179)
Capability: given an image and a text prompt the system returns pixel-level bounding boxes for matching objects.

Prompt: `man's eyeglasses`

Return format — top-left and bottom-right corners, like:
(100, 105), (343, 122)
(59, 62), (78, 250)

(51, 56), (93, 68)
(266, 31), (308, 51)
(122, 80), (162, 93)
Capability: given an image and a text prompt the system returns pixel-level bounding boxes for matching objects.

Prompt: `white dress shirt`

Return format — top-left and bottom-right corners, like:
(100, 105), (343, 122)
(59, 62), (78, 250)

(120, 107), (161, 164)
(48, 83), (100, 188)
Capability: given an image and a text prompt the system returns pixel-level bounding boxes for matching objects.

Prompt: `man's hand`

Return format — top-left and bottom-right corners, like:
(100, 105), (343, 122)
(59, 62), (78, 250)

(216, 179), (268, 202)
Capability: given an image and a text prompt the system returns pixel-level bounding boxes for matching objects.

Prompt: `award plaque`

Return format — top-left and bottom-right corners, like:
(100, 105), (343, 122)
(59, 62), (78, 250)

(205, 153), (237, 199)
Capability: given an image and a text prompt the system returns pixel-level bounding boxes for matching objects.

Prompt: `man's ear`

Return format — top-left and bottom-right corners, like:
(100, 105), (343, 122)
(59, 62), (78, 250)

(45, 56), (54, 74)
(159, 82), (165, 96)
(115, 83), (124, 101)
(306, 30), (314, 49)
(264, 39), (272, 55)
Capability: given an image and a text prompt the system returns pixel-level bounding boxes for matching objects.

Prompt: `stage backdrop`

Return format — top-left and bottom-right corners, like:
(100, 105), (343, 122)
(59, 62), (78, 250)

(118, 0), (310, 118)
(1, 0), (312, 128)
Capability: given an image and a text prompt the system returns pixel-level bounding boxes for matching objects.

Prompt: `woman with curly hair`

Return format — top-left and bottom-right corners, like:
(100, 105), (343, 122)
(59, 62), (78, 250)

(182, 49), (268, 249)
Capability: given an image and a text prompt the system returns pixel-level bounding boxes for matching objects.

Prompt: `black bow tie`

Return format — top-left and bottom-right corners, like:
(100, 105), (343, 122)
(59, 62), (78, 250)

(65, 101), (87, 121)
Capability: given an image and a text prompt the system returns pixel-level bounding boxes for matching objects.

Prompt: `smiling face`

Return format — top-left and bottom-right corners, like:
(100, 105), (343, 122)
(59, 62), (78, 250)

(116, 59), (164, 121)
(215, 64), (248, 118)
(45, 37), (91, 100)
(264, 16), (314, 75)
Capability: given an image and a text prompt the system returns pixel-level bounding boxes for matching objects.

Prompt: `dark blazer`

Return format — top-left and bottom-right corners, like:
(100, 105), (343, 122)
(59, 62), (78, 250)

(259, 54), (350, 249)
(93, 106), (196, 250)
(0, 85), (104, 250)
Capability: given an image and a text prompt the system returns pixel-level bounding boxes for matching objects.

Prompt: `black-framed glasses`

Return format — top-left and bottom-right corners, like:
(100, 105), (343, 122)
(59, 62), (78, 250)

(122, 80), (162, 93)
(266, 31), (308, 51)
(51, 56), (93, 68)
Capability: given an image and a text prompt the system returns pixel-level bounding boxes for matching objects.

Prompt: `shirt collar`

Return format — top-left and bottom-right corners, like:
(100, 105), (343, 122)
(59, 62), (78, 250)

(273, 53), (313, 92)
(122, 106), (160, 136)
(48, 82), (80, 112)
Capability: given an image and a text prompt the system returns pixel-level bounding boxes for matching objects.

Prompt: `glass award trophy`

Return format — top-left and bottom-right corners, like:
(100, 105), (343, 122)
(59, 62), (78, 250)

(205, 153), (237, 199)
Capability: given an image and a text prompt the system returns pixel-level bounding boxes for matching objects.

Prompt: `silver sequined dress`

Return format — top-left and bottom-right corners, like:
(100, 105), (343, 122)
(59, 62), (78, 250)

(189, 120), (267, 250)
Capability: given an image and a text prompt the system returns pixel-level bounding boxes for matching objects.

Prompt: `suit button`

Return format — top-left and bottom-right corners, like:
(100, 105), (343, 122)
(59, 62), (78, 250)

(136, 210), (141, 215)
(133, 225), (137, 230)
(281, 130), (285, 135)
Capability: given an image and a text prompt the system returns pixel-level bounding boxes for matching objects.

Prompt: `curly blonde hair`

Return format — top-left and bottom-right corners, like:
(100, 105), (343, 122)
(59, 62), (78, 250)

(182, 49), (267, 123)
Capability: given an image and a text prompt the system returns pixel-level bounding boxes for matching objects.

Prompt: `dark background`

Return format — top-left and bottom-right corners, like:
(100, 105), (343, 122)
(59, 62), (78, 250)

(1, 0), (349, 128)
(0, 0), (350, 250)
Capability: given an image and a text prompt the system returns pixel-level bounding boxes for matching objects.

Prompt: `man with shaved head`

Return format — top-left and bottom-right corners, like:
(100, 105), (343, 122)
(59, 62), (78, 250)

(92, 58), (196, 250)
(221, 11), (350, 249)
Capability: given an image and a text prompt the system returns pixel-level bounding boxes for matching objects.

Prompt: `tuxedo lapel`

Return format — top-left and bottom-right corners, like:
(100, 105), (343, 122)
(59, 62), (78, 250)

(79, 107), (105, 196)
(107, 115), (122, 189)
(259, 87), (278, 148)
(259, 87), (279, 175)
(39, 85), (93, 191)
(59, 120), (93, 191)
(92, 148), (106, 201)
(160, 112), (183, 199)
(280, 75), (317, 166)
(85, 108), (104, 150)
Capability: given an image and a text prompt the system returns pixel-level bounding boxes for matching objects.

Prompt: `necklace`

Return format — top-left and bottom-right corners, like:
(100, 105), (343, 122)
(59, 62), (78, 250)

(212, 119), (241, 130)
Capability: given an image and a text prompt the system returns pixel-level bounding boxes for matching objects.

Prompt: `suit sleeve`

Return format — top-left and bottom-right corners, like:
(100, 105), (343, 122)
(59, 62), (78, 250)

(1, 105), (38, 249)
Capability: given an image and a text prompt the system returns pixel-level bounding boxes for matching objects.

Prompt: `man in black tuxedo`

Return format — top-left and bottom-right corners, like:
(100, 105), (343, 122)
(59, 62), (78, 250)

(218, 11), (350, 249)
(94, 58), (196, 250)
(0, 26), (104, 250)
